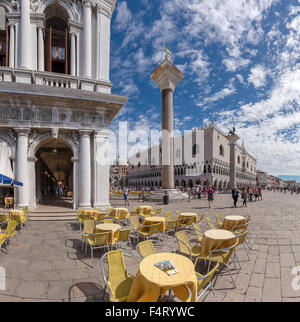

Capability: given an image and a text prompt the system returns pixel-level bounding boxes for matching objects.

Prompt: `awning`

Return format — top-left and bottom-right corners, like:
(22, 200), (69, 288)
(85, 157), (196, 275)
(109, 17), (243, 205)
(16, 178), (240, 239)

(0, 174), (23, 187)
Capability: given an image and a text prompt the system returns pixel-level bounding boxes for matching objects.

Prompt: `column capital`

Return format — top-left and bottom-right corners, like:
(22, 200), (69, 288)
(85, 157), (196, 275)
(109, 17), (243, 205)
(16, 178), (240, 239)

(226, 134), (240, 145)
(15, 128), (30, 137)
(150, 60), (185, 92)
(94, 129), (111, 139)
(79, 130), (93, 137)
(83, 0), (96, 8)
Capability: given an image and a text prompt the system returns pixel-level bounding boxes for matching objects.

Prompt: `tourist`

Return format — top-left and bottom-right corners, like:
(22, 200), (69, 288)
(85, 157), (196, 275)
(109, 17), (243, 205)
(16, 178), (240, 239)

(232, 187), (239, 208)
(248, 186), (253, 201)
(123, 186), (130, 206)
(58, 184), (63, 200)
(207, 186), (215, 208)
(258, 185), (263, 201)
(241, 187), (248, 207)
(54, 185), (59, 198)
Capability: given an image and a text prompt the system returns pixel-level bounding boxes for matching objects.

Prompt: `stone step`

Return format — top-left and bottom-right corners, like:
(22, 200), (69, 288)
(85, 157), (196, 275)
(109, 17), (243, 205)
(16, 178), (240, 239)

(29, 212), (77, 222)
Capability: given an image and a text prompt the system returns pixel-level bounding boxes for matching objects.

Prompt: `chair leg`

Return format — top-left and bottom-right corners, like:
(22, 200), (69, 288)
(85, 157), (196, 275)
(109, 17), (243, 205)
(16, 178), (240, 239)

(91, 247), (94, 267)
(225, 263), (236, 287)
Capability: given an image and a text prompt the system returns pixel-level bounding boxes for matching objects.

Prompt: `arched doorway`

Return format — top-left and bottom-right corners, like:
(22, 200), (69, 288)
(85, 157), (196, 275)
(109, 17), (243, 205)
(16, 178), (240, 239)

(35, 138), (73, 208)
(45, 4), (70, 74)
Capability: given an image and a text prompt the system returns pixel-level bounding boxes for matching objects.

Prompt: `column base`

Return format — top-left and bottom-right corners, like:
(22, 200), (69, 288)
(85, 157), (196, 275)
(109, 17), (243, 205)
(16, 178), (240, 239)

(78, 203), (92, 209)
(93, 203), (111, 211)
(143, 189), (189, 203)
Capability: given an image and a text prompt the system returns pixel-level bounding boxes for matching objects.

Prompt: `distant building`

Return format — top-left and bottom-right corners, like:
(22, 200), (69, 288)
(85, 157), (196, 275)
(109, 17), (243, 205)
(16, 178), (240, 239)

(110, 164), (128, 189)
(127, 122), (257, 189)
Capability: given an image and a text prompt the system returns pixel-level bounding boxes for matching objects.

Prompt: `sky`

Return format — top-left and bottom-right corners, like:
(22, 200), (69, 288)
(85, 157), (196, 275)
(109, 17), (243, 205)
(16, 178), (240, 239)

(109, 0), (300, 176)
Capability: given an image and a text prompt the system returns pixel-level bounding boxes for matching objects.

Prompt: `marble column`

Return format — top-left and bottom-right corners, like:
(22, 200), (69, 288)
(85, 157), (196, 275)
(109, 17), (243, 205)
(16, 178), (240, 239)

(226, 134), (240, 190)
(20, 0), (31, 69)
(9, 24), (15, 68)
(93, 130), (111, 209)
(83, 0), (92, 78)
(37, 25), (44, 71)
(150, 58), (185, 190)
(15, 128), (30, 208)
(79, 130), (92, 208)
(70, 31), (76, 76)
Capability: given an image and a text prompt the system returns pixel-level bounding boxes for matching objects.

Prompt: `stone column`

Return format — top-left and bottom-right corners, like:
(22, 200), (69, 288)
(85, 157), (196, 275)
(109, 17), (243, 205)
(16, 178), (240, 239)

(15, 128), (30, 208)
(93, 130), (111, 209)
(37, 25), (44, 71)
(70, 31), (76, 76)
(20, 0), (31, 69)
(83, 0), (92, 78)
(226, 134), (240, 190)
(150, 58), (185, 191)
(79, 130), (92, 208)
(161, 88), (174, 189)
(9, 24), (15, 68)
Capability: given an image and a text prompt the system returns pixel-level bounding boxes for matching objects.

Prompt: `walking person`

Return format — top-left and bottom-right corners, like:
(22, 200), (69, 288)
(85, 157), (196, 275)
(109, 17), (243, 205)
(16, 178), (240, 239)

(232, 187), (239, 208)
(123, 186), (130, 206)
(241, 187), (248, 207)
(207, 186), (215, 208)
(258, 185), (263, 201)
(58, 184), (63, 200)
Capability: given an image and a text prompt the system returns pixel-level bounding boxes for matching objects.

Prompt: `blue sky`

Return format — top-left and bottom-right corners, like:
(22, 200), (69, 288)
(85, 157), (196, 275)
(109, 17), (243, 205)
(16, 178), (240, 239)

(109, 0), (300, 176)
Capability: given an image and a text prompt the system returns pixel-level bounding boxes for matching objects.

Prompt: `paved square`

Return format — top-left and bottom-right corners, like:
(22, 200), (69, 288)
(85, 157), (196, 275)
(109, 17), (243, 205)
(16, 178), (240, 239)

(0, 191), (300, 302)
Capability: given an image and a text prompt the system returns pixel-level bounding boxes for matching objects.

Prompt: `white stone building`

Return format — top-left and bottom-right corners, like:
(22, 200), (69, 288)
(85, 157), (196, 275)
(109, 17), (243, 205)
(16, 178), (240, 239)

(127, 123), (257, 190)
(0, 0), (127, 209)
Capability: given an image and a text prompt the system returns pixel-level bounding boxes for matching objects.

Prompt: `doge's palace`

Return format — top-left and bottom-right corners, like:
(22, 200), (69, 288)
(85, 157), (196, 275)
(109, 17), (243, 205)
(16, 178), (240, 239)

(0, 0), (127, 209)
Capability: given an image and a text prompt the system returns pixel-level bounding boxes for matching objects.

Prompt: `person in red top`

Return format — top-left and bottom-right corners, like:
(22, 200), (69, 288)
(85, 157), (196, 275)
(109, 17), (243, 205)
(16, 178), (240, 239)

(207, 186), (215, 208)
(258, 186), (262, 201)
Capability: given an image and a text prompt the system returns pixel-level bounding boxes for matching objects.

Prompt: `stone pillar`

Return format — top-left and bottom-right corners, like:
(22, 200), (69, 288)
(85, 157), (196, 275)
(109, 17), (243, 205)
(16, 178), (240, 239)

(97, 4), (112, 81)
(79, 130), (92, 208)
(226, 134), (240, 190)
(37, 25), (44, 71)
(20, 0), (31, 69)
(161, 88), (174, 189)
(150, 58), (185, 191)
(70, 31), (76, 76)
(15, 128), (30, 208)
(93, 130), (111, 209)
(83, 0), (92, 78)
(9, 24), (15, 68)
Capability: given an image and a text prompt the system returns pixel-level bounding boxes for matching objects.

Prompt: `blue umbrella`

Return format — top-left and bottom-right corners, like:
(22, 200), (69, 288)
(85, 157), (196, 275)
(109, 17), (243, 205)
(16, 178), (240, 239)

(0, 174), (23, 187)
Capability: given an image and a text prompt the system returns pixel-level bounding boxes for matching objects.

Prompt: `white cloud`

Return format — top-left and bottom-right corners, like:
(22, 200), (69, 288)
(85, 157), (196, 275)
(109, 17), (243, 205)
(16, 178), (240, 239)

(248, 65), (268, 88)
(114, 1), (132, 31)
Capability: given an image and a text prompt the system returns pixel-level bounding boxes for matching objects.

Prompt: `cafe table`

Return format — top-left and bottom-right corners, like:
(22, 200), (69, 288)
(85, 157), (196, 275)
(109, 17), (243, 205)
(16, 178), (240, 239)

(137, 205), (153, 216)
(127, 252), (197, 302)
(222, 215), (246, 231)
(201, 229), (236, 257)
(177, 212), (198, 223)
(8, 209), (26, 225)
(112, 208), (129, 219)
(142, 216), (166, 232)
(95, 223), (121, 245)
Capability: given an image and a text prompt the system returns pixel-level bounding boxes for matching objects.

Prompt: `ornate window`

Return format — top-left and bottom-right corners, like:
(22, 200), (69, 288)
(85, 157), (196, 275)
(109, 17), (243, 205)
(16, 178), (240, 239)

(219, 145), (224, 156)
(238, 156), (241, 164)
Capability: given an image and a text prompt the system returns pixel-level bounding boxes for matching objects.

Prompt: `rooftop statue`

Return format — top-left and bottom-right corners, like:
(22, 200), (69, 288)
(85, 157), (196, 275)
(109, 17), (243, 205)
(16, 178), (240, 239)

(228, 126), (236, 136)
(164, 47), (172, 63)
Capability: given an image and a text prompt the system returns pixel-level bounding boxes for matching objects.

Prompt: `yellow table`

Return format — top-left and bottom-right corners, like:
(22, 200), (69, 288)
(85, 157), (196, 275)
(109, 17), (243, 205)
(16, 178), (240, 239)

(178, 212), (198, 223)
(82, 209), (99, 215)
(137, 206), (153, 216)
(223, 215), (246, 231)
(112, 208), (129, 219)
(201, 229), (236, 257)
(142, 216), (166, 232)
(96, 223), (121, 244)
(127, 253), (197, 302)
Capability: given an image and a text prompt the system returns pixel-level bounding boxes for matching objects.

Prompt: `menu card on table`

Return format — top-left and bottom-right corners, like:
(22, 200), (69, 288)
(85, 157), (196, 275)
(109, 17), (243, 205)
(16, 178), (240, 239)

(154, 260), (179, 276)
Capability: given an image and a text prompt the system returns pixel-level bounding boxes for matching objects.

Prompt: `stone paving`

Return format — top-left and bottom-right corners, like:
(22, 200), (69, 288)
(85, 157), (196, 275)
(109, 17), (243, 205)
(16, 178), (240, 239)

(0, 191), (300, 302)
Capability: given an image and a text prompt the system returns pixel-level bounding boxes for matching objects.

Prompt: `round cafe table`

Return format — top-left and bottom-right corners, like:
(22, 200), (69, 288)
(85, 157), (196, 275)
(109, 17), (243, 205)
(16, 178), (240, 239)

(8, 209), (26, 225)
(82, 209), (99, 216)
(222, 215), (246, 231)
(137, 206), (153, 216)
(95, 223), (121, 244)
(112, 208), (129, 219)
(143, 216), (166, 232)
(127, 252), (197, 302)
(178, 212), (198, 223)
(201, 229), (236, 257)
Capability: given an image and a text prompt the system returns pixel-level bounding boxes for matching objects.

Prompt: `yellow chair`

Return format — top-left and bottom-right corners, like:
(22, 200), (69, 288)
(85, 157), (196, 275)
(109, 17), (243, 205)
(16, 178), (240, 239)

(215, 213), (224, 226)
(209, 239), (238, 287)
(193, 223), (204, 244)
(152, 208), (162, 216)
(106, 208), (115, 218)
(114, 229), (133, 257)
(4, 198), (13, 209)
(169, 285), (193, 302)
(198, 213), (206, 223)
(84, 231), (110, 267)
(164, 219), (177, 242)
(0, 214), (8, 225)
(0, 220), (17, 254)
(81, 219), (95, 250)
(234, 231), (250, 269)
(103, 219), (114, 224)
(206, 216), (222, 230)
(137, 222), (160, 243)
(143, 209), (152, 217)
(100, 250), (134, 302)
(177, 216), (194, 231)
(175, 230), (201, 261)
(93, 212), (106, 223)
(194, 257), (220, 300)
(165, 211), (175, 221)
(136, 240), (156, 259)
